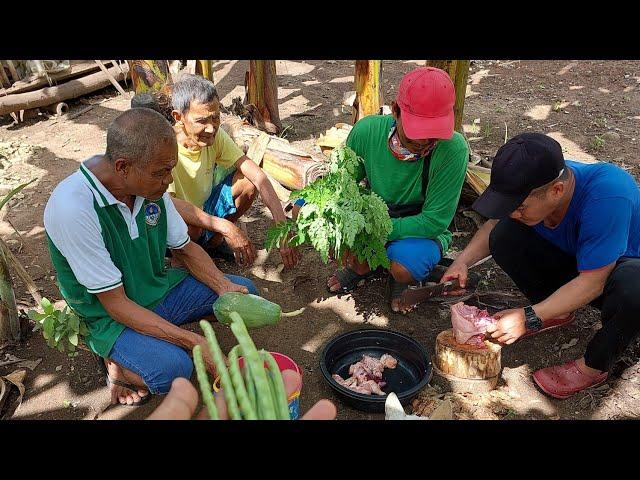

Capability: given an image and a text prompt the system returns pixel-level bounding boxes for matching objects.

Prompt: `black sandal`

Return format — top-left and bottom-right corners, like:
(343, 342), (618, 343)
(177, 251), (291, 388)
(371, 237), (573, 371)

(95, 354), (152, 407)
(327, 267), (384, 294)
(386, 277), (416, 314)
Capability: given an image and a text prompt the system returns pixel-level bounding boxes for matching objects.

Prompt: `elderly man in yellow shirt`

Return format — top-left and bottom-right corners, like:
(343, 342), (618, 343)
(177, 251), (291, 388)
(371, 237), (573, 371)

(168, 74), (300, 269)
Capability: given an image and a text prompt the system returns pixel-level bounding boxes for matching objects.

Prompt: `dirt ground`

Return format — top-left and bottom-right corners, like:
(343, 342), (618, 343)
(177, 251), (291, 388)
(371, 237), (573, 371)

(1, 60), (639, 420)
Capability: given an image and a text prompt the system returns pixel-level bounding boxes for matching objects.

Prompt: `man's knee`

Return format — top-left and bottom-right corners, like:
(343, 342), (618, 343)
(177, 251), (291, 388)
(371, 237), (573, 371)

(390, 261), (414, 283)
(153, 348), (193, 394)
(233, 173), (257, 201)
(605, 261), (640, 311)
(488, 218), (527, 259)
(227, 274), (259, 295)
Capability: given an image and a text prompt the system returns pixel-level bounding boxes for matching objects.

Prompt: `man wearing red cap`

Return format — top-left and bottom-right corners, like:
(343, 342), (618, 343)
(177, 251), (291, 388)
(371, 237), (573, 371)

(324, 67), (469, 313)
(442, 132), (640, 399)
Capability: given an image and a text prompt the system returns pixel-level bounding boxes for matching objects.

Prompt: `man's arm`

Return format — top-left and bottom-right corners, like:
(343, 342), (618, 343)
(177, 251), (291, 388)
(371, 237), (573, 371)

(96, 286), (219, 374)
(388, 143), (468, 242)
(235, 156), (300, 269)
(171, 240), (250, 295)
(170, 195), (234, 236)
(170, 195), (256, 267)
(441, 219), (497, 289)
(486, 264), (614, 344)
(533, 264), (614, 321)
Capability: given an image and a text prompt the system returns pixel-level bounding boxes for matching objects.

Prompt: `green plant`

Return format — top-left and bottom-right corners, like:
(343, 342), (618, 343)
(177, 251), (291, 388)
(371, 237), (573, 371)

(28, 298), (88, 357)
(279, 124), (294, 139)
(590, 135), (605, 150)
(595, 117), (607, 129)
(480, 122), (494, 139)
(553, 101), (563, 112)
(265, 146), (392, 270)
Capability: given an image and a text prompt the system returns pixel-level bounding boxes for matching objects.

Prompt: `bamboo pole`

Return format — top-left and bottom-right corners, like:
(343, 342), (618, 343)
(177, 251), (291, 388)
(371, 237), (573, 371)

(353, 60), (382, 122)
(247, 60), (282, 134)
(127, 60), (172, 94)
(0, 63), (129, 116)
(94, 60), (128, 96)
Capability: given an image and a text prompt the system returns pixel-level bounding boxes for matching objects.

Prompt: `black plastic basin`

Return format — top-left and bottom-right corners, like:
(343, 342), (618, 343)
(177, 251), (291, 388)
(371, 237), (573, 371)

(320, 329), (432, 413)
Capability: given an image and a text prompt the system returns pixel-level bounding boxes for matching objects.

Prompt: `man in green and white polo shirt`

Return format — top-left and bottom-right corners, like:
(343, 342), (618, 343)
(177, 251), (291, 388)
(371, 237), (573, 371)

(44, 108), (257, 406)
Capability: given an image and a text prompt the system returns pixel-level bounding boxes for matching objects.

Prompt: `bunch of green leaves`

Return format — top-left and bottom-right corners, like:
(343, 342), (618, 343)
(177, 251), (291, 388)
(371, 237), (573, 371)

(266, 146), (392, 270)
(28, 298), (88, 357)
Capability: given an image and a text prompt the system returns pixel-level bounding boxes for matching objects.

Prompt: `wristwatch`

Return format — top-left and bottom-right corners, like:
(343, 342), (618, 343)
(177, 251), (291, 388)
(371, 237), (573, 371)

(524, 305), (543, 332)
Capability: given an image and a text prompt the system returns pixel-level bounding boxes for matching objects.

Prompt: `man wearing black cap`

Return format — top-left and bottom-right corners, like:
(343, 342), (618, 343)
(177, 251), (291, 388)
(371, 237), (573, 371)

(442, 132), (640, 399)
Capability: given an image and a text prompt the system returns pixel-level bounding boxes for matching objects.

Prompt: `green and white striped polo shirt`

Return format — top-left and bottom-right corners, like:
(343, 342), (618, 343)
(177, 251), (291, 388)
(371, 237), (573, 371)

(44, 160), (190, 357)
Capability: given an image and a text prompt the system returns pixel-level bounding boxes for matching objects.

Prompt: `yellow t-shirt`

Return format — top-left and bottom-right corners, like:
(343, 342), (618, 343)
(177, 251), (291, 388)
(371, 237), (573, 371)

(168, 128), (244, 209)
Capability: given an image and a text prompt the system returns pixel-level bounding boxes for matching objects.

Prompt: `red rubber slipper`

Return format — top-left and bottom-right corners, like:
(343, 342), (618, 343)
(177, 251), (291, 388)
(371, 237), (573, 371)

(532, 360), (608, 399)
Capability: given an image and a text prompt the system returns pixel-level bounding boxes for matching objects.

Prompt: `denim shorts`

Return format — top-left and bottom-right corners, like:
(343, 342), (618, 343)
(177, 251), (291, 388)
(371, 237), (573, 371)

(108, 274), (258, 394)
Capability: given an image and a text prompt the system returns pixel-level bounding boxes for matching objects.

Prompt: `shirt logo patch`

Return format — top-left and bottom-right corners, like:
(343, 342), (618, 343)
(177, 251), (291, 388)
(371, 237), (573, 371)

(145, 202), (161, 226)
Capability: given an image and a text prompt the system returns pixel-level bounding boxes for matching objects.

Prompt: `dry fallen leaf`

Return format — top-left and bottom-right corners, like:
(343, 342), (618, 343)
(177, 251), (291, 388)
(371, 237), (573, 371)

(1, 369), (27, 413)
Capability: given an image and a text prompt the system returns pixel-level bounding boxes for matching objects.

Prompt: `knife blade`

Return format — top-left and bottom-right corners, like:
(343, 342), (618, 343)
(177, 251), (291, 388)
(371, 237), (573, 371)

(400, 278), (464, 306)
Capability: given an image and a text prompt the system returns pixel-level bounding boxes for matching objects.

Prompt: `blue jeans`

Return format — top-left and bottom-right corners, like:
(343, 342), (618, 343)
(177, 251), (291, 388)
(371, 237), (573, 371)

(108, 274), (258, 394)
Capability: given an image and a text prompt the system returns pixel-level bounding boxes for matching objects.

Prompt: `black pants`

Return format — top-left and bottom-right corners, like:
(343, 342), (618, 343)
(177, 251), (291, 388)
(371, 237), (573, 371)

(489, 218), (640, 372)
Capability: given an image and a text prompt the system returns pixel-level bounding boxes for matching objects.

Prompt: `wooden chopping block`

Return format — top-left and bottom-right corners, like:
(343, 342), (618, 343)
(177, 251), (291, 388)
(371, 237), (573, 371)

(432, 328), (502, 394)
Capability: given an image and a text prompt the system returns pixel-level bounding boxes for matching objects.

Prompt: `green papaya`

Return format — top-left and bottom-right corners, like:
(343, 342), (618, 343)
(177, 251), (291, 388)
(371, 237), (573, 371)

(213, 293), (304, 329)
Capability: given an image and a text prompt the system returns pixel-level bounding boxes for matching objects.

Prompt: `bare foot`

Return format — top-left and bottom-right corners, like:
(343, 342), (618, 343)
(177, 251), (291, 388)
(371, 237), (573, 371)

(105, 359), (150, 405)
(575, 357), (606, 378)
(327, 273), (343, 293)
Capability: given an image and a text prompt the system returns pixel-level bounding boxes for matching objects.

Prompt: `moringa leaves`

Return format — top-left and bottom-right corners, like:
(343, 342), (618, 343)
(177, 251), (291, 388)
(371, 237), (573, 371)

(266, 146), (392, 270)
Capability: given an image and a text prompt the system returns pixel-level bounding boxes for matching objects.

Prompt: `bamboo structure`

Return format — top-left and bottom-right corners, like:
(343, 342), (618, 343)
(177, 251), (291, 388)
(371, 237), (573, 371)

(247, 61), (282, 134)
(127, 60), (172, 94)
(426, 60), (470, 132)
(353, 60), (382, 122)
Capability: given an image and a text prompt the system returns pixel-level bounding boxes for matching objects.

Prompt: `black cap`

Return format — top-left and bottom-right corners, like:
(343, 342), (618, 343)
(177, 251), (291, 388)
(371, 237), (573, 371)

(472, 133), (565, 219)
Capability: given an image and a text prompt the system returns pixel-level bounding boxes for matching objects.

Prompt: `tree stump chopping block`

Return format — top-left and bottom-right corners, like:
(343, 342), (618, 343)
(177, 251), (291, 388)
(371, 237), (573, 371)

(432, 329), (502, 394)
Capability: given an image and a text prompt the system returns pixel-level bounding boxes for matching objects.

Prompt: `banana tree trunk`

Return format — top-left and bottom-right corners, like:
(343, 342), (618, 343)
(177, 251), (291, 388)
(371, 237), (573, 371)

(426, 60), (470, 133)
(353, 60), (382, 122)
(0, 241), (19, 343)
(127, 60), (173, 94)
(197, 60), (214, 82)
(247, 61), (282, 134)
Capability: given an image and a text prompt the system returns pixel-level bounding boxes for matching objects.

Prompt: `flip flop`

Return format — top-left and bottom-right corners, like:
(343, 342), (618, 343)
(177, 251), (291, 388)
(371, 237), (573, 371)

(327, 267), (384, 295)
(95, 354), (152, 407)
(387, 277), (416, 314)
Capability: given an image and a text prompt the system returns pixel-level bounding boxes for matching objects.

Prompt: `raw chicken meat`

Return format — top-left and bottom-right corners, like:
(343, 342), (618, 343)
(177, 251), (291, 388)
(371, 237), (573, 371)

(450, 302), (497, 347)
(332, 353), (397, 396)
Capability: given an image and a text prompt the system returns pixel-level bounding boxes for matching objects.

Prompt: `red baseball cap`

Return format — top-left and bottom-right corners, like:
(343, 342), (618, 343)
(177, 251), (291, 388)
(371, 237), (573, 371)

(396, 67), (456, 140)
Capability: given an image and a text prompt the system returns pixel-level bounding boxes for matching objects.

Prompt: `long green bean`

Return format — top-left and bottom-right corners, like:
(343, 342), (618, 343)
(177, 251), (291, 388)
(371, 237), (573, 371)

(261, 350), (291, 420)
(243, 355), (257, 413)
(229, 312), (276, 420)
(192, 345), (219, 420)
(228, 345), (257, 420)
(200, 320), (242, 420)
